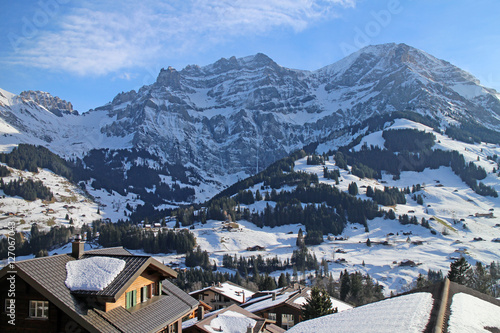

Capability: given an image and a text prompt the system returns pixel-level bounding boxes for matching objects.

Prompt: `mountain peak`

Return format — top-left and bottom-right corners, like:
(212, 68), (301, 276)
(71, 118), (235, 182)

(156, 66), (182, 90)
(19, 90), (78, 116)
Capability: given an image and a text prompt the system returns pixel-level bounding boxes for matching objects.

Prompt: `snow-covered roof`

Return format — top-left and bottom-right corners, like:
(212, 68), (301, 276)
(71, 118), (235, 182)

(244, 292), (296, 313)
(288, 292), (433, 333)
(65, 256), (126, 291)
(203, 310), (256, 333)
(292, 290), (353, 312)
(190, 281), (255, 303)
(448, 293), (500, 332)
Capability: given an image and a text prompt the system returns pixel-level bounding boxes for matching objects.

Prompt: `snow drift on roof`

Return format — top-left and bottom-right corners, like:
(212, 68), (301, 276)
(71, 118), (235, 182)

(288, 292), (433, 333)
(65, 257), (126, 291)
(204, 310), (256, 333)
(448, 293), (500, 332)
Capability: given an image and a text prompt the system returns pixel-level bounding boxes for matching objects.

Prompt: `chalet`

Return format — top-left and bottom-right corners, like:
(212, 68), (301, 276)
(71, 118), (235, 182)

(247, 245), (266, 251)
(189, 281), (255, 311)
(242, 285), (351, 330)
(182, 304), (285, 333)
(222, 222), (240, 231)
(0, 236), (198, 332)
(475, 212), (494, 218)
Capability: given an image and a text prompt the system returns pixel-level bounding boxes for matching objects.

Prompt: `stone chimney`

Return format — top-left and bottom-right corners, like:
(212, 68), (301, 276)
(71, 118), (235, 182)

(272, 292), (276, 301)
(72, 234), (85, 259)
(197, 305), (204, 321)
(247, 324), (253, 333)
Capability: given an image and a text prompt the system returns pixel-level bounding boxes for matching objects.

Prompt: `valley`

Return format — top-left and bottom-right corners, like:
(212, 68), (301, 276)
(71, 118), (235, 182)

(1, 43), (500, 297)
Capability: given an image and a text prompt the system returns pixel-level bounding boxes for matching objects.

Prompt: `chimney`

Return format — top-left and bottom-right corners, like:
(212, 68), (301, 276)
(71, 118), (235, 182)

(247, 324), (253, 333)
(197, 305), (204, 321)
(242, 291), (245, 303)
(72, 234), (85, 259)
(272, 292), (276, 301)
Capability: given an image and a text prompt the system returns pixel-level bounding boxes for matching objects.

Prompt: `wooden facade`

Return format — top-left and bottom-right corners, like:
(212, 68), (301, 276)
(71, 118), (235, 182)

(0, 246), (198, 333)
(0, 274), (89, 333)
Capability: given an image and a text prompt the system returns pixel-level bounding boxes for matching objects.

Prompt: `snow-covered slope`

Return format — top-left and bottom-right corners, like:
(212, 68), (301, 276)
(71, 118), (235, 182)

(144, 118), (500, 295)
(1, 43), (500, 205)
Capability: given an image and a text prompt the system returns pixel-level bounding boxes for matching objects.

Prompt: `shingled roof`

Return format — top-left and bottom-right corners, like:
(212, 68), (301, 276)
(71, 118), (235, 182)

(0, 247), (197, 333)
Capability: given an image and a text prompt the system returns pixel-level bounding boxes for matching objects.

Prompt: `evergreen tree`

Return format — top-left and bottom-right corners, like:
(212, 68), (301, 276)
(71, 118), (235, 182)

(302, 287), (334, 320)
(348, 182), (358, 196)
(340, 270), (350, 301)
(296, 228), (305, 248)
(448, 257), (471, 285)
(278, 273), (287, 288)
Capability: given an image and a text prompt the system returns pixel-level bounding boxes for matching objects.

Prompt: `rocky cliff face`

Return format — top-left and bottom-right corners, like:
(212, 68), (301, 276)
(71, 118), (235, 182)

(2, 43), (500, 204)
(19, 90), (78, 116)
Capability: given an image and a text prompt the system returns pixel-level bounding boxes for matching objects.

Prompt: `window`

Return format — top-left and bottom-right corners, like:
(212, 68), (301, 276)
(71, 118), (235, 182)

(157, 281), (163, 296)
(268, 312), (276, 322)
(198, 294), (204, 301)
(125, 290), (137, 309)
(214, 294), (220, 301)
(141, 285), (150, 303)
(29, 300), (48, 319)
(169, 322), (178, 333)
(4, 298), (14, 313)
(282, 314), (294, 329)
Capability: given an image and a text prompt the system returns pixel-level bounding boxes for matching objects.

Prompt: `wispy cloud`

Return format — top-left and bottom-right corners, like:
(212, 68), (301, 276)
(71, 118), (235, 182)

(7, 0), (355, 76)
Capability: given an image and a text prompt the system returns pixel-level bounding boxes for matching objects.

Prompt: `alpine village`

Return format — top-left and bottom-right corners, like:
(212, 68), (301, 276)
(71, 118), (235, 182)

(1, 14), (500, 333)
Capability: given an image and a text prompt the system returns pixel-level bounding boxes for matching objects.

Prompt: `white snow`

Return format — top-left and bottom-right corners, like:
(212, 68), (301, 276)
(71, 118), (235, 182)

(65, 257), (126, 291)
(191, 282), (255, 303)
(448, 293), (500, 332)
(287, 292), (433, 333)
(244, 292), (295, 313)
(291, 290), (353, 312)
(203, 310), (256, 333)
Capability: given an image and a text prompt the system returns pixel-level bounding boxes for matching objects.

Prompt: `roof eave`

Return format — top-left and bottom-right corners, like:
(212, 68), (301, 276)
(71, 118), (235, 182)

(111, 257), (177, 302)
(7, 264), (105, 333)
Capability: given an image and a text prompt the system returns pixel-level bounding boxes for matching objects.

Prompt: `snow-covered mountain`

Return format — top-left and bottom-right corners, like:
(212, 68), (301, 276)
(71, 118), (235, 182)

(2, 43), (500, 204)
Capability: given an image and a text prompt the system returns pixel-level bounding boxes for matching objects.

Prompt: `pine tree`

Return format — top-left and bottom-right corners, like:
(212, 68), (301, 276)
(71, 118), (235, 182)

(340, 270), (350, 301)
(296, 228), (305, 248)
(278, 273), (287, 288)
(448, 257), (471, 285)
(302, 287), (334, 320)
(348, 182), (358, 196)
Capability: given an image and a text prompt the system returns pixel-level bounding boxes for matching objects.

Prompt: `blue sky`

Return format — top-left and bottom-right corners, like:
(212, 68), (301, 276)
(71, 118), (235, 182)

(1, 0), (499, 112)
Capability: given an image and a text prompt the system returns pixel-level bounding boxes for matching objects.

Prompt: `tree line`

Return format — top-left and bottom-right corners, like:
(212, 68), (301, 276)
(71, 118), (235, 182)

(0, 178), (53, 201)
(92, 220), (196, 254)
(0, 224), (75, 259)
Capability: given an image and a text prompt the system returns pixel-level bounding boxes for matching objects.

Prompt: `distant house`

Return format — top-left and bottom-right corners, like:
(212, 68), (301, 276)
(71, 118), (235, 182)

(183, 304), (284, 333)
(247, 245), (266, 251)
(475, 212), (494, 218)
(0, 236), (198, 332)
(242, 285), (352, 330)
(222, 222), (240, 231)
(189, 281), (255, 311)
